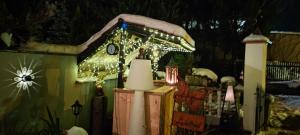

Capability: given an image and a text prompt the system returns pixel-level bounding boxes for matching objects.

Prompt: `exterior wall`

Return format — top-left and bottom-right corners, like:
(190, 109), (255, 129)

(0, 51), (95, 134)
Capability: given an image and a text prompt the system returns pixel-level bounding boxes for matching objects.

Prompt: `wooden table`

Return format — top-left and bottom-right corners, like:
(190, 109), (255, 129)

(112, 86), (175, 135)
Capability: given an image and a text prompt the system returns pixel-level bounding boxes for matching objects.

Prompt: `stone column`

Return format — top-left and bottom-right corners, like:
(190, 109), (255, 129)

(242, 34), (270, 133)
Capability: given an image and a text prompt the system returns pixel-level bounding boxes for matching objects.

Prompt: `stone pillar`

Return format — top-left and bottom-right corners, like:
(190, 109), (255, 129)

(242, 34), (269, 133)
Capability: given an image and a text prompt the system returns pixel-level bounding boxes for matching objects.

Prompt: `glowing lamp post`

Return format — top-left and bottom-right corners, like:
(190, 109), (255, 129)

(221, 76), (236, 112)
(165, 66), (178, 85)
(225, 85), (235, 103)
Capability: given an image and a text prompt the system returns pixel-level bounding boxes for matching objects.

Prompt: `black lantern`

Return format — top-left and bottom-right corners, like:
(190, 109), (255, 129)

(71, 100), (83, 125)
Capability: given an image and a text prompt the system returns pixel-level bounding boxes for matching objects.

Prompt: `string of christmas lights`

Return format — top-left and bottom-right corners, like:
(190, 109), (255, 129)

(78, 26), (194, 87)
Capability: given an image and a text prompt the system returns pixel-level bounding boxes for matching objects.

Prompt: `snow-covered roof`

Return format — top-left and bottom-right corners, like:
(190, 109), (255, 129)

(22, 14), (195, 55)
(20, 14), (196, 87)
(270, 31), (300, 35)
(78, 14), (195, 53)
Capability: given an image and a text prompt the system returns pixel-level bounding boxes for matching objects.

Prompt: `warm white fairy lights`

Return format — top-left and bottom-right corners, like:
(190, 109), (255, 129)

(78, 26), (195, 87)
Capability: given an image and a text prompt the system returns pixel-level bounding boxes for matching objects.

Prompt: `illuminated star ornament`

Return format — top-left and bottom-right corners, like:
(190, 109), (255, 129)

(14, 67), (35, 90)
(6, 57), (41, 97)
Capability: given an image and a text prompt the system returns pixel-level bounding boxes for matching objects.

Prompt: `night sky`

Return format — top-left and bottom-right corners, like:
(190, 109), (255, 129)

(273, 0), (300, 32)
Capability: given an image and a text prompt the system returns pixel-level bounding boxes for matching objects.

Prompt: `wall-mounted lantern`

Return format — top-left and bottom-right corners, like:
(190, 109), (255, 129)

(71, 100), (83, 125)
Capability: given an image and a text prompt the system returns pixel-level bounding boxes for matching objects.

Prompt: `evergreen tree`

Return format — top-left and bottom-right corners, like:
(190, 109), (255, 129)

(41, 1), (71, 44)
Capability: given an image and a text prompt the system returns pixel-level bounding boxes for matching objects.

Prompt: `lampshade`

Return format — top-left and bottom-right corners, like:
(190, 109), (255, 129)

(126, 59), (154, 91)
(224, 85), (235, 103)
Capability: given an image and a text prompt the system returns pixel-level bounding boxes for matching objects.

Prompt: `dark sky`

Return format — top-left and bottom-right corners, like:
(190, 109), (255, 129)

(272, 0), (300, 32)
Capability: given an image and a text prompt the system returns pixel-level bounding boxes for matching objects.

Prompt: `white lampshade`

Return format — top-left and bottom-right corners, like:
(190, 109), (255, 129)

(225, 85), (235, 103)
(126, 59), (154, 91)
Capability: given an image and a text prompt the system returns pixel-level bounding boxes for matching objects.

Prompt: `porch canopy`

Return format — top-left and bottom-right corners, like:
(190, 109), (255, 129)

(76, 14), (195, 87)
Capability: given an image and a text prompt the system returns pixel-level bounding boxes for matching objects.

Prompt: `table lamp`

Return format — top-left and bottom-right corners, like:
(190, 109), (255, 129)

(126, 59), (154, 135)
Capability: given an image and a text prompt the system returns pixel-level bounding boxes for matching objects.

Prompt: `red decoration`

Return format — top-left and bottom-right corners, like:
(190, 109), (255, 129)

(175, 78), (207, 112)
(172, 111), (205, 132)
(176, 78), (189, 95)
(172, 78), (207, 133)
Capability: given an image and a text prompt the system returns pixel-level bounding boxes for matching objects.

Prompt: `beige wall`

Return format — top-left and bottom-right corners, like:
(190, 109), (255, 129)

(0, 51), (95, 133)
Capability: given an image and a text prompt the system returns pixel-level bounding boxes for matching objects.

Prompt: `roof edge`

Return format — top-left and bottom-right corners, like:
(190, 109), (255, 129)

(78, 14), (195, 54)
(270, 31), (300, 35)
(19, 14), (195, 55)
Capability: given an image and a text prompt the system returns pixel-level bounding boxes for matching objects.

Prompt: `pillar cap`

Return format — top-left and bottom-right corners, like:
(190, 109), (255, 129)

(242, 34), (271, 44)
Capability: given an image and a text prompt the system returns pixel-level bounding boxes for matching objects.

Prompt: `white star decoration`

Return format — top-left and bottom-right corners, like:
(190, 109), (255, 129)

(6, 57), (41, 97)
(14, 67), (35, 90)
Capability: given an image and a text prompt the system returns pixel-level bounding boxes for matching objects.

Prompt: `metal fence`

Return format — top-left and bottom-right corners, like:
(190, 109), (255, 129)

(267, 61), (300, 81)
